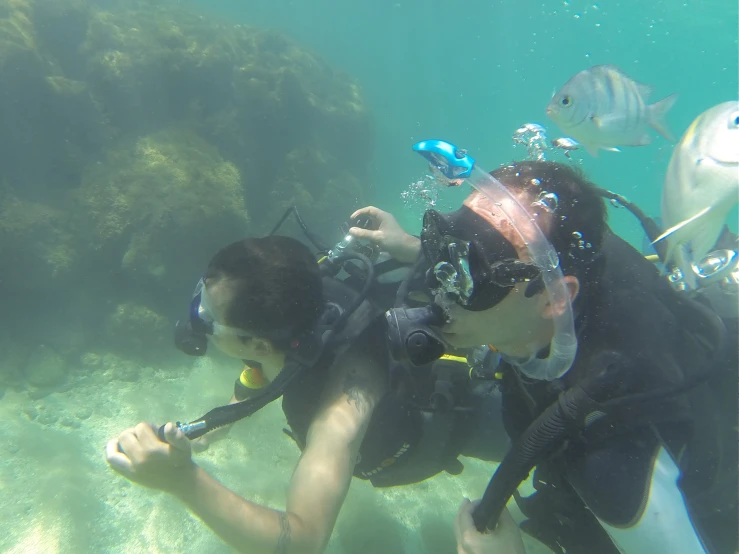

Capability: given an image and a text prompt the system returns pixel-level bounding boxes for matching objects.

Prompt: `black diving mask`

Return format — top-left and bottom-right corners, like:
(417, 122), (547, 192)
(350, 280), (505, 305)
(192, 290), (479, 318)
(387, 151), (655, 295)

(421, 207), (543, 311)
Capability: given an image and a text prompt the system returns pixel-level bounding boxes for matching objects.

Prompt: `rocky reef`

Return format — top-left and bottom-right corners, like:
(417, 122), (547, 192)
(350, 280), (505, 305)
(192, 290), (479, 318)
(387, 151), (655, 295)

(0, 0), (372, 376)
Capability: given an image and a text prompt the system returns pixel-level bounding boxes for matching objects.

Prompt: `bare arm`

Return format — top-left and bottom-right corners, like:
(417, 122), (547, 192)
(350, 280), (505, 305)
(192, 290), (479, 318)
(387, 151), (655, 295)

(171, 348), (384, 554)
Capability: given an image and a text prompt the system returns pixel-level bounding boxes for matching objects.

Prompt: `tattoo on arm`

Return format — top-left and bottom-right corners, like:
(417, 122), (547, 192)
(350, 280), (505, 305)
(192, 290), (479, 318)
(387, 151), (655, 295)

(274, 512), (291, 554)
(343, 368), (371, 415)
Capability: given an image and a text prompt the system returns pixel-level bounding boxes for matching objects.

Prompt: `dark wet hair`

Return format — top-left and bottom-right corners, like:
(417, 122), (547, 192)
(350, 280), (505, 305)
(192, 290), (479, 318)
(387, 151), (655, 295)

(490, 161), (608, 285)
(204, 236), (324, 346)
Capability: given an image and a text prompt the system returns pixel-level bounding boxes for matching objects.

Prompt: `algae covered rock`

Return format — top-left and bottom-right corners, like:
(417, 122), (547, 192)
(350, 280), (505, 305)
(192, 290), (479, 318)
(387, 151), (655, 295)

(105, 302), (169, 360)
(0, 186), (77, 290)
(81, 0), (237, 134)
(74, 129), (249, 281)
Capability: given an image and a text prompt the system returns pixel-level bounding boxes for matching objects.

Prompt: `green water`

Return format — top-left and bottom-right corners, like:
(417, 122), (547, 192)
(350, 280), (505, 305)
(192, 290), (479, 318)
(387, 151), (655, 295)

(202, 0), (738, 244)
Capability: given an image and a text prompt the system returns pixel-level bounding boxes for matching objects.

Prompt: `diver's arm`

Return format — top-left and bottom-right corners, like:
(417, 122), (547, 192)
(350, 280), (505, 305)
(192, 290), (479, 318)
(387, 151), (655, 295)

(172, 348), (383, 554)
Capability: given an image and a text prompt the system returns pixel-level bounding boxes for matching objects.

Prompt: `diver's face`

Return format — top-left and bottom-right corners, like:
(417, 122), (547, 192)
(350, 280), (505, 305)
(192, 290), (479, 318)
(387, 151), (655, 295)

(440, 283), (548, 353)
(203, 278), (284, 379)
(202, 278), (255, 360)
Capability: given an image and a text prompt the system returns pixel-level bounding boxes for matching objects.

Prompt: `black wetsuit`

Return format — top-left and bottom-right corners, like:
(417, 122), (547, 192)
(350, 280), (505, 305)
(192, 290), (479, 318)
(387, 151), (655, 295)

(499, 231), (738, 554)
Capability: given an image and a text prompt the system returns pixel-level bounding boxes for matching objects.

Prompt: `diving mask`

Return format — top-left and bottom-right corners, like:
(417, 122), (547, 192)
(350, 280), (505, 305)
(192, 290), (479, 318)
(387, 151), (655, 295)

(175, 277), (254, 356)
(190, 278), (254, 339)
(422, 208), (542, 311)
(412, 140), (578, 381)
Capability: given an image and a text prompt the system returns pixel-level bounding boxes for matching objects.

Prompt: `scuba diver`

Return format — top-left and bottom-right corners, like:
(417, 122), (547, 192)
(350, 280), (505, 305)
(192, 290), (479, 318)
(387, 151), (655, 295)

(103, 208), (518, 553)
(349, 142), (737, 554)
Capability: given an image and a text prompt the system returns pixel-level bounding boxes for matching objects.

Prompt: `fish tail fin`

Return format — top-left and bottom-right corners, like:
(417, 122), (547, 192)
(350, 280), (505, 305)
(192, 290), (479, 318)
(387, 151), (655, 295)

(648, 93), (679, 141)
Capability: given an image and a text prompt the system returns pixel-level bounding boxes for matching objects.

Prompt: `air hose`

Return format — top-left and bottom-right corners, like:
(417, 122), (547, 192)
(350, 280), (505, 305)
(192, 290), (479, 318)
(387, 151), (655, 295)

(472, 382), (600, 531)
(593, 188), (666, 262)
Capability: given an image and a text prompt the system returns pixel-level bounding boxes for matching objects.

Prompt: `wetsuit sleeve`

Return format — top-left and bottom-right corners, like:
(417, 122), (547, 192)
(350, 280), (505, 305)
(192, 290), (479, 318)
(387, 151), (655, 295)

(565, 429), (710, 554)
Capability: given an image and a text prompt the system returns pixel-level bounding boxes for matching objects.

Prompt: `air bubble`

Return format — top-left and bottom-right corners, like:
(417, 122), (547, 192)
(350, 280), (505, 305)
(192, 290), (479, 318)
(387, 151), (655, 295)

(531, 178), (541, 187)
(532, 191), (559, 213)
(585, 242), (592, 249)
(401, 175), (440, 211)
(572, 231), (583, 239)
(512, 123), (549, 161)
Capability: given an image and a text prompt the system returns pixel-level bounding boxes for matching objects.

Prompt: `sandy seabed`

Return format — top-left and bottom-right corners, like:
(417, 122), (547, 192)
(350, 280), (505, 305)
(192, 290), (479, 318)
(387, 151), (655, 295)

(0, 355), (551, 554)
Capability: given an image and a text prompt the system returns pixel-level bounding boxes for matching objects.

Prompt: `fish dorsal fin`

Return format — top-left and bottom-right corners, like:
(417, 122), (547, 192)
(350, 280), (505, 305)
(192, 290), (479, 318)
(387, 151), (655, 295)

(652, 206), (712, 244)
(597, 64), (625, 75)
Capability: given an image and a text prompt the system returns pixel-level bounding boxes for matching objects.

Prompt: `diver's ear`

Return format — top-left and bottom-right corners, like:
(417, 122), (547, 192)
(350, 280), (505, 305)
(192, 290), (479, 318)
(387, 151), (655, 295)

(541, 275), (580, 319)
(252, 338), (274, 357)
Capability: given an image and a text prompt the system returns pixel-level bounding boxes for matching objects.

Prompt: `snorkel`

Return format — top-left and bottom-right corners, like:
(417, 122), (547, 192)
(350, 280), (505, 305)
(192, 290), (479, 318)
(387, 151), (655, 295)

(413, 139), (578, 381)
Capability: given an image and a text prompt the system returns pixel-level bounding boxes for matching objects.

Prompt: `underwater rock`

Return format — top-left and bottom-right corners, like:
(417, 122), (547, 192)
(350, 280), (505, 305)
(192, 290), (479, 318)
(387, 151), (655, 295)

(80, 352), (102, 367)
(73, 129), (249, 282)
(0, 0), (108, 195)
(104, 302), (169, 361)
(25, 344), (66, 388)
(0, 187), (78, 291)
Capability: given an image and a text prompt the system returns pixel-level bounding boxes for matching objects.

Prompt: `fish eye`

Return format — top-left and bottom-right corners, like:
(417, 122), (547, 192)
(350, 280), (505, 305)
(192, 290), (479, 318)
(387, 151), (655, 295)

(560, 96), (572, 107)
(730, 111), (739, 129)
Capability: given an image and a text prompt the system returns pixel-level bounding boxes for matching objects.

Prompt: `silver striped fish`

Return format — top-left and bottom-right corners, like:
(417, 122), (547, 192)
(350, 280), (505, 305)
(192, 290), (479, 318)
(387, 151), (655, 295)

(546, 65), (677, 156)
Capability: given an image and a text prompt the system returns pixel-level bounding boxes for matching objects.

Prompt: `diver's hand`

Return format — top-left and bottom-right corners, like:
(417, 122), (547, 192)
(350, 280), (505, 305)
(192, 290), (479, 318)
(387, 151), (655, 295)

(454, 499), (526, 554)
(105, 422), (195, 493)
(349, 206), (421, 264)
(190, 424), (232, 453)
(191, 435), (210, 453)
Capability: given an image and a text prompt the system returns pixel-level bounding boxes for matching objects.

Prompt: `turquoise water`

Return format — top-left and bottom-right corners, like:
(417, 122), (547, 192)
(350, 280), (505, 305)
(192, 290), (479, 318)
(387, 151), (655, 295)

(202, 0), (738, 245)
(0, 1), (736, 553)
